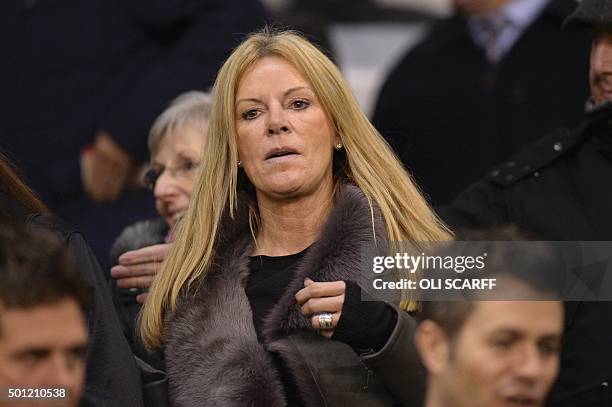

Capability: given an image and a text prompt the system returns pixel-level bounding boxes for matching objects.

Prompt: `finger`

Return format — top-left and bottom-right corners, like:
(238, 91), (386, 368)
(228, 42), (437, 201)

(300, 295), (345, 316)
(136, 292), (149, 304)
(295, 281), (346, 305)
(110, 265), (130, 279)
(116, 275), (155, 289)
(310, 312), (341, 331)
(113, 263), (160, 279)
(119, 244), (171, 265)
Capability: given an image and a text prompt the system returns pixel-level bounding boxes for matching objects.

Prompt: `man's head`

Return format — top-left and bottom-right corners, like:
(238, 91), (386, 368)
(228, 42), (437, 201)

(415, 231), (564, 407)
(416, 298), (563, 407)
(565, 0), (612, 106)
(590, 26), (612, 105)
(0, 223), (89, 407)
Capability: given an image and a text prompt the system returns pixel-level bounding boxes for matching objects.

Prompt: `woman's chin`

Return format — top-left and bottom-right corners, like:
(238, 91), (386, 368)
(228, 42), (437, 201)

(163, 210), (186, 228)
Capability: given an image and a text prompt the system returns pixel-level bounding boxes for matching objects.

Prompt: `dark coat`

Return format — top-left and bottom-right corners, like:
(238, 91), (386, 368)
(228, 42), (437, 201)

(0, 0), (268, 263)
(109, 217), (167, 347)
(26, 214), (145, 407)
(164, 184), (425, 407)
(438, 103), (612, 407)
(108, 218), (169, 406)
(372, 0), (591, 205)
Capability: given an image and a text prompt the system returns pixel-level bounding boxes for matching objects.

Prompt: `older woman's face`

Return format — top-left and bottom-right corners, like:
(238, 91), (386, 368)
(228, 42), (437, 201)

(235, 56), (337, 200)
(153, 124), (205, 228)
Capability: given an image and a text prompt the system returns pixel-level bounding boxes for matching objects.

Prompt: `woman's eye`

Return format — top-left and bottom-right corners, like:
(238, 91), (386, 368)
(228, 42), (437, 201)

(242, 109), (260, 120)
(291, 100), (309, 110)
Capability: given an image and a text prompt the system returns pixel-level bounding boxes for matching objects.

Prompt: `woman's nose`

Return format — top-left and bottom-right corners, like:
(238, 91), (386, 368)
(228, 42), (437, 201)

(154, 171), (178, 198)
(267, 105), (290, 135)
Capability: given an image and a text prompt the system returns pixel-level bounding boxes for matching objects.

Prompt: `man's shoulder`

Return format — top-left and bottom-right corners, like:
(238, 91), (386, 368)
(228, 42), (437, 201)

(484, 123), (588, 188)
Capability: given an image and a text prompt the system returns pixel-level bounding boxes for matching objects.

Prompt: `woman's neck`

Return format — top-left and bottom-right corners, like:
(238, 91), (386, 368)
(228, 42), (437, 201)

(252, 182), (335, 257)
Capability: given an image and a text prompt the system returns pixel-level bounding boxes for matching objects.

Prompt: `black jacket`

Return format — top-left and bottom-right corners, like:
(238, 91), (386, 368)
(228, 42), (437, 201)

(109, 218), (167, 366)
(439, 103), (612, 407)
(25, 214), (145, 407)
(372, 0), (591, 205)
(0, 0), (267, 206)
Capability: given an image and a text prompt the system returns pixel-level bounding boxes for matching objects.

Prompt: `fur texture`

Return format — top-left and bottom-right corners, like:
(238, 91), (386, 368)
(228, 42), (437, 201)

(165, 184), (388, 406)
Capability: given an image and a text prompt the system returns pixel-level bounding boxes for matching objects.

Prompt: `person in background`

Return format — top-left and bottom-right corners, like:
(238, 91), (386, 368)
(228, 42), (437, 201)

(140, 28), (451, 407)
(109, 91), (210, 366)
(0, 0), (267, 265)
(438, 1), (612, 404)
(373, 0), (591, 205)
(0, 154), (144, 406)
(0, 223), (89, 407)
(414, 230), (565, 407)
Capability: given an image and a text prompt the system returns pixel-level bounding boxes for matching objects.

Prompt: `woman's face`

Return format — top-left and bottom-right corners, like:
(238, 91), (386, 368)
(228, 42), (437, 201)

(152, 124), (205, 228)
(235, 56), (338, 201)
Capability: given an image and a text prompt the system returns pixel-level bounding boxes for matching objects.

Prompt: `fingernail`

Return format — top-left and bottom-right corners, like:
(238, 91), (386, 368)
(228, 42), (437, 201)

(110, 266), (126, 278)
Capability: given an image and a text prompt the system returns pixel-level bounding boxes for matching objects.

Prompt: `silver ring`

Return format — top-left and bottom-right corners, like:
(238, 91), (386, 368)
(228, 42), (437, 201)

(318, 312), (334, 330)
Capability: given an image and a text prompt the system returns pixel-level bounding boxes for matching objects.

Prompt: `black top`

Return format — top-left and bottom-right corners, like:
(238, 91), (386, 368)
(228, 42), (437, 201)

(246, 249), (397, 405)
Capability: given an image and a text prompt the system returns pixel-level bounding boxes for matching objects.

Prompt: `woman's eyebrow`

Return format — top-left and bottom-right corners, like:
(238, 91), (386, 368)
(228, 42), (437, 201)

(236, 97), (262, 106)
(236, 86), (313, 106)
(284, 86), (312, 97)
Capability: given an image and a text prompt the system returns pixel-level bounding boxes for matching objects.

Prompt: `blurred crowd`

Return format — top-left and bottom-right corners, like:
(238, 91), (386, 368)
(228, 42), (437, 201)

(0, 0), (611, 406)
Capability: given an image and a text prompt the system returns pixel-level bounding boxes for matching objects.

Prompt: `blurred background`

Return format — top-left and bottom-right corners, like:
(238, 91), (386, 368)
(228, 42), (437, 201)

(0, 0), (590, 267)
(265, 0), (452, 115)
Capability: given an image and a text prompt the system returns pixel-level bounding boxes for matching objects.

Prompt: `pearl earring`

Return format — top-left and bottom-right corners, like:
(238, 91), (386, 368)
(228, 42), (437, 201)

(237, 160), (242, 167)
(335, 143), (343, 150)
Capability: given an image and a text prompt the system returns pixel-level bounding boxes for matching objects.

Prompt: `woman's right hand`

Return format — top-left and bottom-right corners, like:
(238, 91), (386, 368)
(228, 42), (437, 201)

(111, 243), (171, 303)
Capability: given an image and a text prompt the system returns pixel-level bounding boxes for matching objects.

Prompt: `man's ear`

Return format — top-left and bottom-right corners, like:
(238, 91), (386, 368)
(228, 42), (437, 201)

(415, 320), (451, 376)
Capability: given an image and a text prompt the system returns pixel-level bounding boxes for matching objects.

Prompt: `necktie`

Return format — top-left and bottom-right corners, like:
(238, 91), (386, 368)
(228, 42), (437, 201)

(475, 14), (510, 63)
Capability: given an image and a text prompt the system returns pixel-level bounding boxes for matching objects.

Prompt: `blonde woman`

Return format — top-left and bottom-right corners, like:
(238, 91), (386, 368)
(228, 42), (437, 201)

(140, 29), (451, 407)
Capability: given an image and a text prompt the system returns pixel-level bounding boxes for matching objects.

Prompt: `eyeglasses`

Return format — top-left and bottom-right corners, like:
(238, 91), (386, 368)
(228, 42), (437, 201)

(143, 160), (201, 190)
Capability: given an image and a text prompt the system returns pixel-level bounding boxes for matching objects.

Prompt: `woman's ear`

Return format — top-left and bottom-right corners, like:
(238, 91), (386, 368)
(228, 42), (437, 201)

(414, 320), (451, 376)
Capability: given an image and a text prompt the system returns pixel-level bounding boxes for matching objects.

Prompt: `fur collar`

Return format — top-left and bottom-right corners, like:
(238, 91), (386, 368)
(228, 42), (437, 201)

(165, 183), (384, 406)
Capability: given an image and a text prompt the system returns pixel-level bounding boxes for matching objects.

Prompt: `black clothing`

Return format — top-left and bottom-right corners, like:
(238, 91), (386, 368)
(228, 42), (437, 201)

(0, 0), (268, 262)
(333, 281), (398, 354)
(246, 250), (397, 406)
(109, 218), (170, 406)
(564, 0), (612, 29)
(438, 103), (612, 407)
(19, 214), (145, 407)
(373, 0), (591, 205)
(248, 250), (309, 339)
(247, 251), (308, 407)
(109, 218), (168, 366)
(247, 251), (397, 353)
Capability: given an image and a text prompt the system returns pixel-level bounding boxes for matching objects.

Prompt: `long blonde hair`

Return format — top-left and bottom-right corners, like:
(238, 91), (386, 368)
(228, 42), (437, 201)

(140, 28), (452, 349)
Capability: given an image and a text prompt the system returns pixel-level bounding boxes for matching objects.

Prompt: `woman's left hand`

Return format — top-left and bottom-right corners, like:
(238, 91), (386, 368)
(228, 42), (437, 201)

(295, 278), (346, 338)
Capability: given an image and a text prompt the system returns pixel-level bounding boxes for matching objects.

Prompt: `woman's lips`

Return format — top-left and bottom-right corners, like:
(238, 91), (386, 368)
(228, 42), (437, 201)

(265, 153), (300, 163)
(264, 147), (299, 160)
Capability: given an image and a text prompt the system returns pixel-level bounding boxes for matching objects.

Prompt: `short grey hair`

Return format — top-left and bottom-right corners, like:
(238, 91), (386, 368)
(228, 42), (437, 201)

(148, 91), (213, 159)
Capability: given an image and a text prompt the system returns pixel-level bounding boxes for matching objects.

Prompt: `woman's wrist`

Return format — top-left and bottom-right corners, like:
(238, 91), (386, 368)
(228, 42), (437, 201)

(331, 280), (397, 353)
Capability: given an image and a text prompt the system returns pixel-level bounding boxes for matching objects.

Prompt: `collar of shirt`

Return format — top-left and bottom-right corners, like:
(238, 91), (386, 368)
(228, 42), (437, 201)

(468, 0), (551, 63)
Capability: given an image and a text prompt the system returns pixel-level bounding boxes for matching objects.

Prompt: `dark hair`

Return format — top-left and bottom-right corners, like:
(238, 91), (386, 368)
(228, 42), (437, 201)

(0, 222), (89, 327)
(0, 151), (48, 219)
(420, 226), (563, 340)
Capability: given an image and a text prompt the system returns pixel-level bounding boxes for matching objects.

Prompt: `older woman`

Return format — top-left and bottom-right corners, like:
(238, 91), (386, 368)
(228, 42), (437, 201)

(110, 91), (210, 358)
(140, 30), (451, 407)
